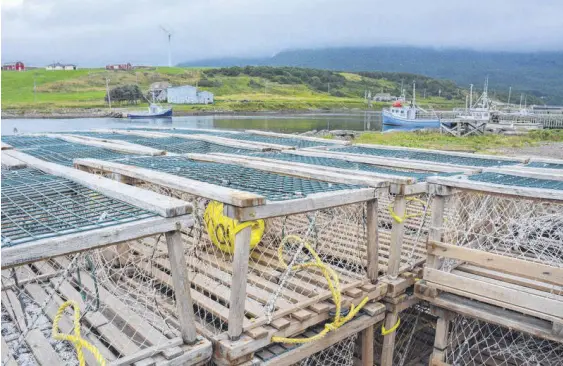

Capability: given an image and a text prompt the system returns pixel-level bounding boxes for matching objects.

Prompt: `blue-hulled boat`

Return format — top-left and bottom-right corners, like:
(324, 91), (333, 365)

(127, 104), (173, 119)
(382, 82), (440, 130)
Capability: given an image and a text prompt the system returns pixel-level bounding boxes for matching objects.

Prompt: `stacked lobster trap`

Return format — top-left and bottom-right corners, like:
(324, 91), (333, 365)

(0, 155), (212, 366)
(72, 152), (397, 365)
(416, 167), (563, 366)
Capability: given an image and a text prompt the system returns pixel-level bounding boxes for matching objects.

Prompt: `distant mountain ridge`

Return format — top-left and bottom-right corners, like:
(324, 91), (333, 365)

(180, 46), (563, 104)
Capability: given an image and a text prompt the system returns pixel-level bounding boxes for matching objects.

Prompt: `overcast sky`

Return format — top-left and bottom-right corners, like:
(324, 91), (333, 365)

(2, 0), (563, 67)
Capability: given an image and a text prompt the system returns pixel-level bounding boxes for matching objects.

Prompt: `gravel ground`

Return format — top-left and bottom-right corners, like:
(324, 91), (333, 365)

(490, 142), (563, 160)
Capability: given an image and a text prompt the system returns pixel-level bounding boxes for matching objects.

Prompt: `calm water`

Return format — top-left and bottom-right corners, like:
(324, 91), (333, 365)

(1, 113), (383, 135)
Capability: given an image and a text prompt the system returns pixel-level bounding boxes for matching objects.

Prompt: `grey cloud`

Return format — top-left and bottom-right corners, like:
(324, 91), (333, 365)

(2, 0), (563, 67)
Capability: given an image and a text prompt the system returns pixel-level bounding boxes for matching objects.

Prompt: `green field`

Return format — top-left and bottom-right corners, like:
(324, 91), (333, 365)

(1, 67), (463, 114)
(345, 129), (563, 153)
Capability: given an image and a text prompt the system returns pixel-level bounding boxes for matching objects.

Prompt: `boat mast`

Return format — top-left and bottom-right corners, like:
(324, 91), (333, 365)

(507, 86), (512, 106)
(469, 84), (473, 109)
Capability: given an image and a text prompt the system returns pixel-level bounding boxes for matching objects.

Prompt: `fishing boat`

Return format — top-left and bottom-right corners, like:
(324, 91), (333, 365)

(127, 103), (173, 119)
(382, 82), (440, 130)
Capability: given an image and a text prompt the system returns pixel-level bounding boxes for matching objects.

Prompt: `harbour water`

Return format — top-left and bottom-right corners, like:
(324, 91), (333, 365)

(1, 113), (383, 135)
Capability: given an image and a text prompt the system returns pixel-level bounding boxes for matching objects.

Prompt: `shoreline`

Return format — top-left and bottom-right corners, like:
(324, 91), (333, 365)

(0, 107), (379, 119)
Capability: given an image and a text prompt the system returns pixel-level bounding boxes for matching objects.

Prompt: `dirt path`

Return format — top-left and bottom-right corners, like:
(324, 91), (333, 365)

(490, 142), (563, 160)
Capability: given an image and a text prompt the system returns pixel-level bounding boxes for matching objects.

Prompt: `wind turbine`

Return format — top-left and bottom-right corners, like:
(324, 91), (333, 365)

(160, 25), (172, 67)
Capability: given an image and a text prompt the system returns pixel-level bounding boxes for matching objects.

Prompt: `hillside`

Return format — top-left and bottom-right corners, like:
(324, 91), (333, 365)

(180, 46), (563, 105)
(1, 66), (462, 115)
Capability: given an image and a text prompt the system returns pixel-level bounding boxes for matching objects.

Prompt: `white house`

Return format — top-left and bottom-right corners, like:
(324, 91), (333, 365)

(46, 62), (77, 71)
(167, 85), (214, 104)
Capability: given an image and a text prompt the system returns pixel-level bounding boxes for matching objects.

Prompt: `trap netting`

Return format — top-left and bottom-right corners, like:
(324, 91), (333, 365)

(377, 191), (433, 275)
(1, 237), (192, 366)
(444, 314), (563, 365)
(372, 302), (436, 366)
(296, 333), (358, 366)
(439, 190), (563, 271)
(128, 181), (372, 338)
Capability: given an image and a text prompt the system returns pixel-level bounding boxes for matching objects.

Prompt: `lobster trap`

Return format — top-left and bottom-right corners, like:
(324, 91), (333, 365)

(73, 154), (396, 364)
(417, 167), (563, 365)
(0, 160), (211, 366)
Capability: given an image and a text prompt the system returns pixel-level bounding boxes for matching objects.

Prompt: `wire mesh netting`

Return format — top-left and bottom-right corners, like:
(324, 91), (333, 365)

(120, 127), (234, 136)
(20, 146), (132, 167)
(527, 161), (563, 170)
(225, 134), (331, 148)
(331, 146), (521, 167)
(1, 235), (195, 365)
(296, 333), (358, 366)
(244, 152), (458, 182)
(439, 190), (563, 270)
(373, 302), (436, 366)
(444, 314), (563, 365)
(468, 172), (563, 190)
(2, 136), (69, 149)
(109, 175), (373, 338)
(121, 155), (362, 201)
(118, 137), (257, 155)
(1, 168), (156, 246)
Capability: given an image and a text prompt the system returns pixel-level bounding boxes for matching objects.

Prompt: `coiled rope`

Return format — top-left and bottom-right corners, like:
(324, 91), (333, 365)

(271, 235), (369, 344)
(53, 300), (106, 366)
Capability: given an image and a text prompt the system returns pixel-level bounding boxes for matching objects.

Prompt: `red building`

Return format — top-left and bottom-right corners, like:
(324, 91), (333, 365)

(106, 63), (132, 70)
(2, 61), (25, 71)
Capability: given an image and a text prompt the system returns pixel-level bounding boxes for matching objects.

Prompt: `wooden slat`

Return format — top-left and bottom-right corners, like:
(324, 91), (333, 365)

(73, 157), (266, 207)
(1, 336), (18, 366)
(424, 268), (563, 320)
(3, 290), (26, 331)
(1, 153), (27, 169)
(245, 130), (349, 145)
(25, 329), (63, 366)
(1, 216), (193, 269)
(24, 282), (116, 364)
(295, 149), (479, 174)
(226, 188), (377, 221)
(4, 150), (193, 217)
(426, 175), (563, 201)
(41, 134), (166, 156)
(188, 153), (390, 187)
(427, 241), (563, 286)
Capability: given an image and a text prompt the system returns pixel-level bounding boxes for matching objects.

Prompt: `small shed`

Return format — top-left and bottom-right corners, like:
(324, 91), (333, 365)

(197, 90), (214, 104)
(167, 85), (199, 104)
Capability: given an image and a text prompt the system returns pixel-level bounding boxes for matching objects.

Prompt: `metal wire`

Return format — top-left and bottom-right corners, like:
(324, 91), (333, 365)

(332, 146), (521, 167)
(120, 127), (233, 136)
(21, 146), (131, 166)
(122, 156), (362, 201)
(1, 168), (156, 246)
(226, 133), (330, 148)
(244, 152), (458, 181)
(468, 172), (563, 190)
(527, 161), (563, 170)
(2, 136), (69, 148)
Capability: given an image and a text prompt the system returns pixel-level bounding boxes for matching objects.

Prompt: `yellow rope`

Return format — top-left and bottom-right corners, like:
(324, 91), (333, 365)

(381, 317), (401, 336)
(388, 197), (427, 223)
(271, 235), (370, 344)
(53, 300), (106, 366)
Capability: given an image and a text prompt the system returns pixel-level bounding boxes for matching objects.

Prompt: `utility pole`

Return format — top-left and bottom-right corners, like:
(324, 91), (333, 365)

(33, 75), (37, 103)
(105, 78), (112, 110)
(327, 83), (330, 94)
(469, 84), (474, 109)
(507, 86), (512, 105)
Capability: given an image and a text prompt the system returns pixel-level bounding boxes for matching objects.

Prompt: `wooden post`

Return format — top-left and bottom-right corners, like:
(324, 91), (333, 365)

(165, 230), (198, 344)
(228, 226), (252, 340)
(366, 199), (379, 283)
(361, 325), (375, 366)
(387, 195), (406, 279)
(430, 308), (453, 364)
(427, 192), (446, 269)
(380, 311), (399, 366)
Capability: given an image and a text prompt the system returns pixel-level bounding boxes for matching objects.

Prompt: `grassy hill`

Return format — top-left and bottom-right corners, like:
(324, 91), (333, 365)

(181, 46), (563, 105)
(1, 66), (463, 115)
